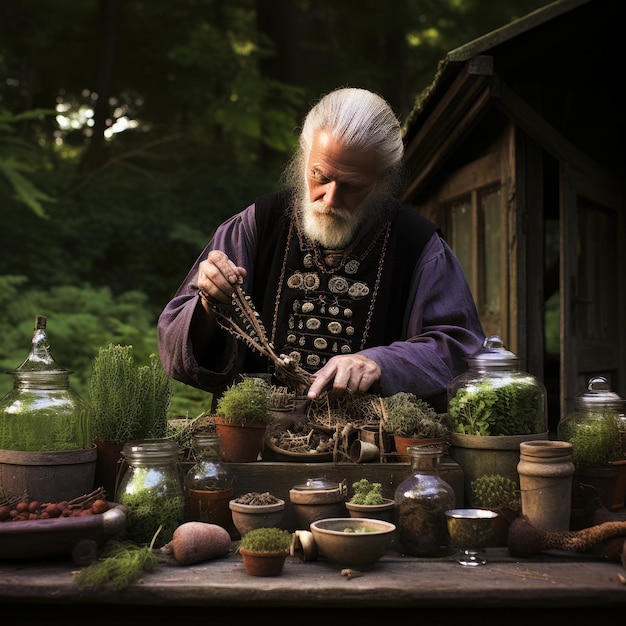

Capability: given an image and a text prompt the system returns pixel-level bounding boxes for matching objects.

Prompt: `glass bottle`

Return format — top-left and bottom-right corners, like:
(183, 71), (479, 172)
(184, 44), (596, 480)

(394, 446), (455, 557)
(0, 314), (91, 451)
(117, 439), (185, 548)
(185, 432), (234, 531)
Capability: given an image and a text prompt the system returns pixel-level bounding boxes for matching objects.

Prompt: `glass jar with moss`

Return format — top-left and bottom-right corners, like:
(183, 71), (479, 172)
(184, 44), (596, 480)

(117, 439), (185, 548)
(0, 315), (91, 452)
(557, 376), (625, 469)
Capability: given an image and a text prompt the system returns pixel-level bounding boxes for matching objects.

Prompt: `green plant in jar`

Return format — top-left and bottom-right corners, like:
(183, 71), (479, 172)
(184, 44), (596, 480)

(559, 410), (622, 469)
(117, 440), (185, 548)
(0, 315), (91, 452)
(447, 336), (547, 436)
(448, 379), (545, 436)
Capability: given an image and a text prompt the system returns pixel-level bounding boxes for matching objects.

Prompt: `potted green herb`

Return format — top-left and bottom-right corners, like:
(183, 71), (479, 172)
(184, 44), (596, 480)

(380, 392), (450, 461)
(470, 473), (521, 547)
(236, 526), (293, 577)
(214, 377), (273, 462)
(88, 344), (172, 499)
(345, 478), (395, 522)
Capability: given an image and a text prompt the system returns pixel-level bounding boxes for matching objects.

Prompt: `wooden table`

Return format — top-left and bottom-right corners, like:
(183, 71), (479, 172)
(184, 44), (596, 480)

(3, 460), (626, 620)
(2, 545), (626, 611)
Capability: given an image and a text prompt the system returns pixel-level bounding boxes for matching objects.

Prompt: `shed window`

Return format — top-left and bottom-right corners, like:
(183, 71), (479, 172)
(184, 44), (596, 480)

(444, 185), (502, 337)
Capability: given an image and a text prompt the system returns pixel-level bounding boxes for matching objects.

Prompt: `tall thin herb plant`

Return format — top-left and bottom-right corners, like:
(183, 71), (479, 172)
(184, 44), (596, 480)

(88, 344), (171, 443)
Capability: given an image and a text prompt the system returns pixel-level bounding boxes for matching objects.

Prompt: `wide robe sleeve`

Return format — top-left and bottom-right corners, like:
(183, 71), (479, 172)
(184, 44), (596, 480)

(157, 204), (258, 392)
(358, 232), (485, 401)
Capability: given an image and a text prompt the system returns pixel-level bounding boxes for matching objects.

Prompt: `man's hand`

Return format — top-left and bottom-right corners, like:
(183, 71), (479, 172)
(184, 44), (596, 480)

(307, 354), (381, 399)
(197, 250), (247, 310)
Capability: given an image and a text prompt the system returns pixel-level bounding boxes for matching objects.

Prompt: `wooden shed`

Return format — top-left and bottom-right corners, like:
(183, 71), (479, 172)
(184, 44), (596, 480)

(402, 0), (624, 432)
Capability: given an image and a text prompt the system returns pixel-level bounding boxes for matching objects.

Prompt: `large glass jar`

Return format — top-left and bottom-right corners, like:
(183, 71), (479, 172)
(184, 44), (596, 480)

(117, 439), (185, 548)
(185, 432), (233, 531)
(0, 315), (90, 451)
(394, 446), (455, 557)
(557, 376), (625, 469)
(447, 335), (547, 436)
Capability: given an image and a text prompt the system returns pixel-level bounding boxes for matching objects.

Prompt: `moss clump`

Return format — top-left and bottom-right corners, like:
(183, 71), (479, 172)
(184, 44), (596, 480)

(381, 392), (448, 438)
(349, 479), (385, 505)
(237, 527), (292, 553)
(562, 411), (623, 469)
(216, 377), (273, 424)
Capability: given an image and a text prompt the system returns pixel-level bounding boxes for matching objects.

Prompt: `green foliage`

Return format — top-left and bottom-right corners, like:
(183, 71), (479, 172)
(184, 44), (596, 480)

(561, 411), (623, 469)
(448, 380), (545, 436)
(88, 344), (171, 443)
(470, 474), (520, 509)
(216, 377), (273, 424)
(381, 392), (448, 437)
(237, 527), (292, 553)
(349, 479), (385, 505)
(0, 108), (57, 217)
(0, 0), (555, 424)
(119, 479), (185, 549)
(73, 528), (162, 590)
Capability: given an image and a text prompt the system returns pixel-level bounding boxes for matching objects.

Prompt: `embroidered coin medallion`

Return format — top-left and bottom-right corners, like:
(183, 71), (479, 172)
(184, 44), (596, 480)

(287, 272), (303, 289)
(328, 276), (349, 294)
(348, 282), (370, 298)
(327, 321), (342, 335)
(345, 259), (360, 274)
(303, 273), (320, 290)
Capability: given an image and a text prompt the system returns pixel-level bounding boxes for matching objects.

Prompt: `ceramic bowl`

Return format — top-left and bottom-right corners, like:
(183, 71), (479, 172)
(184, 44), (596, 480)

(309, 517), (395, 570)
(229, 497), (286, 537)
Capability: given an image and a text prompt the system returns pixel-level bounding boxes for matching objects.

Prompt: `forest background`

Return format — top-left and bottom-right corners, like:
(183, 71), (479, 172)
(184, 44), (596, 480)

(0, 0), (552, 417)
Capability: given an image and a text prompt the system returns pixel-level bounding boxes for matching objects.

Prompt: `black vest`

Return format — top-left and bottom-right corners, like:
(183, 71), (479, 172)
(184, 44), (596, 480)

(246, 189), (437, 375)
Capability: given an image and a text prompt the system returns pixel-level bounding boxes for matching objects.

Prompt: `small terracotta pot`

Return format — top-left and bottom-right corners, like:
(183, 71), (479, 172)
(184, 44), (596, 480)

(239, 549), (288, 576)
(214, 417), (267, 463)
(393, 435), (450, 463)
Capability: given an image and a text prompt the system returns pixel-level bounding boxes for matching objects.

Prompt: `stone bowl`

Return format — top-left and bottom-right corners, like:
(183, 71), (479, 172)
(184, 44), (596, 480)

(309, 517), (395, 570)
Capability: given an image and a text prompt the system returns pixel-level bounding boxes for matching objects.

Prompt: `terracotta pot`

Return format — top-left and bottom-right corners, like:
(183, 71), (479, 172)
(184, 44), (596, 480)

(609, 459), (626, 510)
(393, 435), (450, 463)
(239, 549), (288, 576)
(93, 440), (125, 501)
(576, 465), (620, 511)
(214, 417), (267, 463)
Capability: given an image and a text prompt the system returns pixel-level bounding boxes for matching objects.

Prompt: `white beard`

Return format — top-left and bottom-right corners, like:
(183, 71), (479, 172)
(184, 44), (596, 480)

(301, 200), (360, 248)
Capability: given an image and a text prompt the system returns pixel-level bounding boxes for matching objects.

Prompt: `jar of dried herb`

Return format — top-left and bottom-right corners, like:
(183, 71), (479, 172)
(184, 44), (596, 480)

(117, 439), (185, 548)
(394, 446), (455, 557)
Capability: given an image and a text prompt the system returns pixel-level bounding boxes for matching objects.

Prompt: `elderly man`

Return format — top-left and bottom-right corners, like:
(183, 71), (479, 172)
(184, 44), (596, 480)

(157, 87), (484, 411)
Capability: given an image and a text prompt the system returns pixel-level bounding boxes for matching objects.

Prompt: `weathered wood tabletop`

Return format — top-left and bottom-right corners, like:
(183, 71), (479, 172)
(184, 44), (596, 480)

(1, 545), (625, 610)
